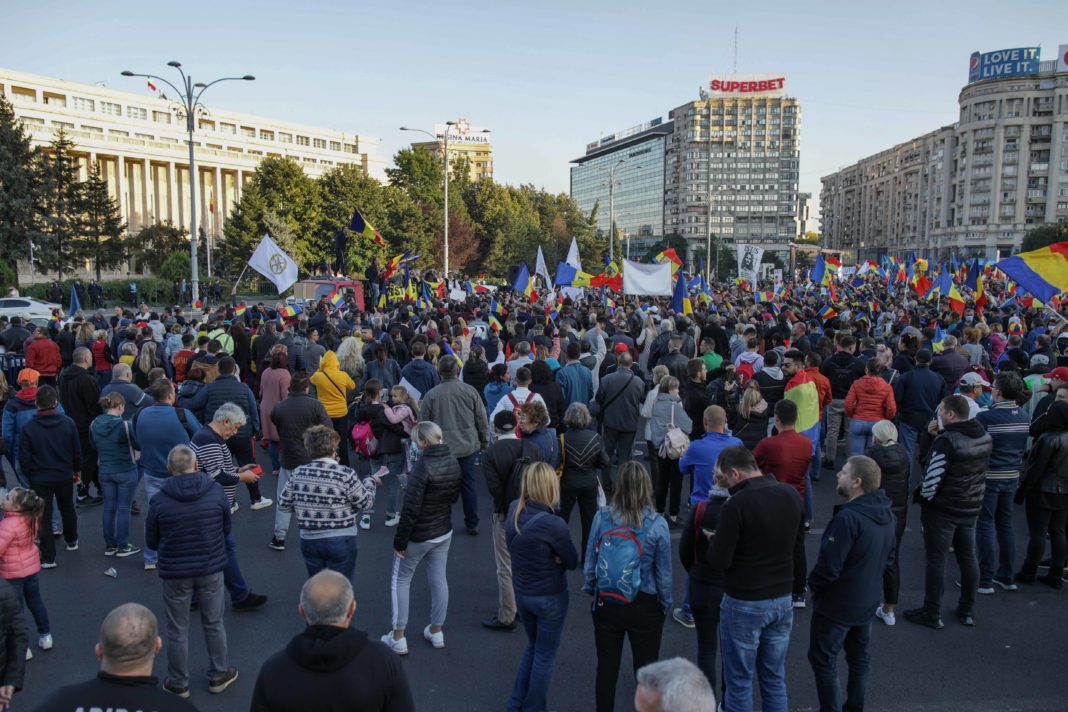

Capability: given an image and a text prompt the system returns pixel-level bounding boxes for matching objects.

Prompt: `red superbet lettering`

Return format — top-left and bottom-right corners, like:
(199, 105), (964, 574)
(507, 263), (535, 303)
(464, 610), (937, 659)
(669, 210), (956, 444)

(709, 77), (786, 93)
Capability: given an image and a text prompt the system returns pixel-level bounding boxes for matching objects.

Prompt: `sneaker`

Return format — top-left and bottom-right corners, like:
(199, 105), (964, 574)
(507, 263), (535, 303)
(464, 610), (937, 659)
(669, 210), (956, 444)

(65, 540), (79, 551)
(466, 526), (480, 536)
(249, 498), (273, 511)
(268, 537), (286, 551)
(903, 608), (944, 630)
(977, 585), (995, 595)
(993, 576), (1018, 592)
(104, 547), (117, 557)
(115, 544), (141, 558)
(230, 502), (240, 514)
(671, 608), (695, 629)
(381, 632), (408, 655)
(875, 605), (896, 626)
(163, 680), (190, 698)
(232, 592), (267, 611)
(208, 667), (239, 694)
(40, 561), (56, 570)
(144, 562), (157, 571)
(38, 633), (52, 650)
(423, 625), (445, 649)
(359, 515), (371, 530)
(792, 594), (807, 609)
(955, 609), (976, 627)
(384, 513), (401, 527)
(52, 529), (62, 538)
(25, 648), (31, 661)
(481, 616), (517, 631)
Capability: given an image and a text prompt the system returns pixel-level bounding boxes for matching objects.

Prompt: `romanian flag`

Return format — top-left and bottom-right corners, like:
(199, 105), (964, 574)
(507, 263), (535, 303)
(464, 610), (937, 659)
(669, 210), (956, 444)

(932, 323), (945, 353)
(279, 304), (302, 319)
(349, 209), (386, 249)
(811, 254), (838, 287)
(654, 248), (683, 275)
(818, 304), (837, 322)
(490, 298), (507, 317)
(974, 274), (987, 310)
(377, 292), (386, 309)
(756, 290), (775, 303)
(487, 314), (502, 331)
(868, 300), (878, 314)
(784, 370), (821, 436)
(996, 242), (1068, 304)
(947, 285), (966, 316)
(442, 341), (463, 368)
(670, 274), (692, 315)
(382, 251), (408, 281)
(328, 291), (343, 309)
(513, 264), (536, 300)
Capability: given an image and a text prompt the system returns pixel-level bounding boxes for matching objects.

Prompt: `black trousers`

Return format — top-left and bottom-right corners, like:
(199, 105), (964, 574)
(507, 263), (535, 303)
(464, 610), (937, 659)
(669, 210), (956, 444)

(226, 435), (263, 502)
(77, 431), (99, 491)
(32, 480), (78, 564)
(883, 505), (908, 605)
(653, 455), (682, 518)
(592, 592), (665, 712)
(689, 578), (724, 695)
(559, 482), (598, 560)
(1024, 499), (1068, 570)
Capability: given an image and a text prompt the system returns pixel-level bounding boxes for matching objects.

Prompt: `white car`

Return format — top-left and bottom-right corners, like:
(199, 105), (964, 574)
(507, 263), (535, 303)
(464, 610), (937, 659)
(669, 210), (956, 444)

(0, 297), (62, 321)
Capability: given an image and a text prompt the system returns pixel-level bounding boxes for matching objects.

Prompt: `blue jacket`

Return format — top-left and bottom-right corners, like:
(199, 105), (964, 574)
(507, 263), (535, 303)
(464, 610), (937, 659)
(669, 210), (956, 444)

(556, 362), (593, 407)
(680, 431), (743, 504)
(19, 410), (82, 484)
(400, 358), (439, 397)
(583, 508), (673, 611)
(976, 400), (1030, 478)
(892, 363), (947, 429)
(185, 374), (259, 438)
(145, 472), (230, 580)
(808, 490), (896, 627)
(133, 404), (201, 478)
(506, 501), (578, 596)
(483, 381), (513, 412)
(2, 388), (64, 472)
(89, 413), (139, 475)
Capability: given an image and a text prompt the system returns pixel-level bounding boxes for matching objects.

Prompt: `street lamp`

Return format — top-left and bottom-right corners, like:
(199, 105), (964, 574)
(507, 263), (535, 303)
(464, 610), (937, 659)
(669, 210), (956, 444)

(121, 63), (254, 306)
(591, 159), (629, 263)
(400, 122), (491, 278)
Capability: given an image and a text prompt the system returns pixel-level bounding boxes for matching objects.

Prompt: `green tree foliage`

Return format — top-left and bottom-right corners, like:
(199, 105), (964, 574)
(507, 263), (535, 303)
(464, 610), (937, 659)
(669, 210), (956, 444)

(317, 165), (388, 276)
(0, 95), (37, 285)
(133, 222), (189, 274)
(159, 251), (191, 283)
(1020, 219), (1068, 253)
(797, 230), (821, 245)
(35, 129), (82, 279)
(75, 164), (127, 281)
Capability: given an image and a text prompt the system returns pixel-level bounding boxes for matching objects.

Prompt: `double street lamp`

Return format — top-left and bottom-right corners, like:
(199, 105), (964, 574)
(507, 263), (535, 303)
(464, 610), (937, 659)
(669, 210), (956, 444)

(121, 62), (254, 306)
(400, 121), (490, 278)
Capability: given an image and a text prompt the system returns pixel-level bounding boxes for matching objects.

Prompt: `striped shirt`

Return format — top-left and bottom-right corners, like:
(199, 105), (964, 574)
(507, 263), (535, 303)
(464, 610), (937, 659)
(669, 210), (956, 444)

(976, 401), (1030, 479)
(190, 426), (241, 505)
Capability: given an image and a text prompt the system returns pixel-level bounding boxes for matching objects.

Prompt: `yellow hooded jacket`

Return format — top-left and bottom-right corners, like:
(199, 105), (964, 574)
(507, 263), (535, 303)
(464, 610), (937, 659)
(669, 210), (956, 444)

(310, 351), (355, 418)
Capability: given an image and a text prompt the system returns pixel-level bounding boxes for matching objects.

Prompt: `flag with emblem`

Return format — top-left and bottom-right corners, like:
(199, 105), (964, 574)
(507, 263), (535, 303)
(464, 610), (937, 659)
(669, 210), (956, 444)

(248, 234), (299, 293)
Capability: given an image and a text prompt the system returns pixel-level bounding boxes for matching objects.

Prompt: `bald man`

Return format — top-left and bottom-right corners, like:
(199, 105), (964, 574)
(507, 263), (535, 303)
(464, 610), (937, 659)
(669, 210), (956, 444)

(100, 363), (154, 420)
(33, 603), (196, 712)
(680, 405), (743, 505)
(251, 571), (415, 712)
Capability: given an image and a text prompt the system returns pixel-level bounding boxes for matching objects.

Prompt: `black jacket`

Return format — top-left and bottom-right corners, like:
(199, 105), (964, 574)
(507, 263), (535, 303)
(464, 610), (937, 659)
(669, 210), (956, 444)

(683, 379), (712, 439)
(461, 358), (490, 397)
(560, 428), (609, 490)
(916, 419), (992, 517)
(58, 363), (101, 433)
(34, 672), (196, 712)
(483, 437), (548, 512)
(250, 625), (414, 712)
(733, 408), (770, 451)
(530, 380), (566, 430)
(866, 441), (910, 512)
(821, 350), (862, 400)
(354, 402), (405, 456)
(20, 410), (81, 483)
(679, 493), (727, 586)
(394, 443), (461, 549)
(252, 331), (279, 369)
(594, 369), (645, 433)
(0, 580), (25, 692)
(270, 393), (332, 470)
(752, 368), (786, 411)
(661, 351), (690, 384)
(1017, 403), (1068, 506)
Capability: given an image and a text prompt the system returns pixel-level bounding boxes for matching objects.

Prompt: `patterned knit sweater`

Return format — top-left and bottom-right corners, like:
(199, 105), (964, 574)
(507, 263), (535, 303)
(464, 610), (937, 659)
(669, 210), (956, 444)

(279, 458), (377, 533)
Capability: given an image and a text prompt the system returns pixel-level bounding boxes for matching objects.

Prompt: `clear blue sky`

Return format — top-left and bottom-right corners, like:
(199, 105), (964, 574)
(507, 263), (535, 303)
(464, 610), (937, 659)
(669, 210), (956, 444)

(3, 0), (1066, 221)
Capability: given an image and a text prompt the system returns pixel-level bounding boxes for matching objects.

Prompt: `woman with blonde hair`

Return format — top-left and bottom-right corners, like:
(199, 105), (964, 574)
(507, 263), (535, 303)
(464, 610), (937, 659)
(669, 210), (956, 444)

(132, 341), (161, 389)
(335, 336), (365, 382)
(636, 316), (659, 373)
(506, 461), (578, 712)
(733, 380), (770, 451)
(583, 460), (672, 712)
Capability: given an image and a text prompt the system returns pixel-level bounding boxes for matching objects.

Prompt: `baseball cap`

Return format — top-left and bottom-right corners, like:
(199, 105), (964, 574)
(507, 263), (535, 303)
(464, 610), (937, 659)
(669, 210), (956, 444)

(959, 372), (990, 388)
(493, 410), (517, 434)
(1043, 367), (1068, 381)
(614, 343), (629, 354)
(17, 368), (39, 386)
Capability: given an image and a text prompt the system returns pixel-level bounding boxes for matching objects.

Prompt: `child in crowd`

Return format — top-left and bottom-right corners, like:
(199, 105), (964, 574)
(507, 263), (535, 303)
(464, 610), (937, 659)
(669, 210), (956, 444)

(0, 488), (52, 658)
(384, 386), (419, 437)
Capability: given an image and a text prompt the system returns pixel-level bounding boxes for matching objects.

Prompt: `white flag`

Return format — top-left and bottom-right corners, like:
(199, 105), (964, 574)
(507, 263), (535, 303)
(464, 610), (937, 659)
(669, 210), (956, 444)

(735, 244), (764, 287)
(248, 234), (299, 293)
(535, 245), (552, 287)
(622, 259), (673, 296)
(562, 238), (584, 300)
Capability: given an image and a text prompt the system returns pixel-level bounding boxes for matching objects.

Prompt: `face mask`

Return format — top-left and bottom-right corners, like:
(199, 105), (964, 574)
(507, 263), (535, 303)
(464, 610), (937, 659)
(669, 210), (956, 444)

(965, 316), (974, 323)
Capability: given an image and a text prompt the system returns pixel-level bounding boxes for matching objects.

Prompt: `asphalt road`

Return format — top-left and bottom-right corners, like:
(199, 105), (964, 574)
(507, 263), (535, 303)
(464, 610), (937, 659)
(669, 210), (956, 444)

(12, 444), (1068, 712)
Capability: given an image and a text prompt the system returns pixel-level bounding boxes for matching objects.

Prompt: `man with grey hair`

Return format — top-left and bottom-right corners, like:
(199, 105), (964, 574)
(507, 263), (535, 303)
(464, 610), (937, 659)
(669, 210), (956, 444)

(101, 363), (155, 420)
(634, 657), (716, 712)
(191, 405), (268, 612)
(34, 602), (196, 711)
(251, 571), (414, 711)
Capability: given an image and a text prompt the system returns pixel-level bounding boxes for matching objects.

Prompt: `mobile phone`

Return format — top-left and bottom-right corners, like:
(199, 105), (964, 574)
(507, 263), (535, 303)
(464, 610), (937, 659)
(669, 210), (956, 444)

(374, 465), (390, 479)
(249, 465), (263, 477)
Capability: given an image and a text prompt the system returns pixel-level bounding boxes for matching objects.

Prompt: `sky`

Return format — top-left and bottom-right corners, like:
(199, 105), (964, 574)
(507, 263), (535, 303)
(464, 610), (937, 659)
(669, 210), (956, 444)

(3, 0), (1066, 224)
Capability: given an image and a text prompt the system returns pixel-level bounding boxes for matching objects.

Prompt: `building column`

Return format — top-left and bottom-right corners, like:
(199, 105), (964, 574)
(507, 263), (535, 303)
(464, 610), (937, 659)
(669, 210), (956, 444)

(116, 155), (128, 228)
(213, 165), (223, 242)
(143, 158), (152, 225)
(168, 162), (179, 227)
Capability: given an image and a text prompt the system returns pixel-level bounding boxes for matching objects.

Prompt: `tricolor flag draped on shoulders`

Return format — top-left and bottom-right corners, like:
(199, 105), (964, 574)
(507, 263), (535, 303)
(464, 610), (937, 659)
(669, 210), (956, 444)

(248, 234), (299, 293)
(784, 369), (821, 448)
(996, 241), (1068, 304)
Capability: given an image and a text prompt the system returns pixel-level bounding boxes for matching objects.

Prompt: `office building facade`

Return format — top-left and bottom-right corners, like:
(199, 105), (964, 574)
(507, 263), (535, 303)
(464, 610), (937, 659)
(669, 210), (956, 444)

(411, 121), (493, 182)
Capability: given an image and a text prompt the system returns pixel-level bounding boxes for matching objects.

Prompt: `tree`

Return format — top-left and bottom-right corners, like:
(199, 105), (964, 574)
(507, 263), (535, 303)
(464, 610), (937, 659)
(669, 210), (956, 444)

(316, 165), (389, 276)
(158, 251), (191, 283)
(0, 94), (37, 285)
(387, 147), (443, 206)
(35, 129), (81, 279)
(134, 222), (189, 275)
(797, 230), (821, 245)
(75, 164), (127, 281)
(1020, 219), (1068, 253)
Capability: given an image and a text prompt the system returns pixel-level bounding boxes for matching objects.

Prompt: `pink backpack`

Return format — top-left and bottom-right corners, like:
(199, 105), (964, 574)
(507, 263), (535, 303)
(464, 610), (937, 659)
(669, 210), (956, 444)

(351, 421), (378, 458)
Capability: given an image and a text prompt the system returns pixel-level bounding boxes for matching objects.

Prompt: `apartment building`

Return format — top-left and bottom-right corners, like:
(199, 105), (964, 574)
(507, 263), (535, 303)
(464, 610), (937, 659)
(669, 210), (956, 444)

(411, 121), (493, 182)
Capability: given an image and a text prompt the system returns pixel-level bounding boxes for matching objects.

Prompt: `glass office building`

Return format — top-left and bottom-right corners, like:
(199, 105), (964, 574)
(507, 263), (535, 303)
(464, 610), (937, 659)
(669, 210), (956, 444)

(570, 120), (672, 259)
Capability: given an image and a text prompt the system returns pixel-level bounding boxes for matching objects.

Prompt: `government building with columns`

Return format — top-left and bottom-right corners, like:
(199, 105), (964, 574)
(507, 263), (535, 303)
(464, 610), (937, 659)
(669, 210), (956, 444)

(0, 67), (387, 277)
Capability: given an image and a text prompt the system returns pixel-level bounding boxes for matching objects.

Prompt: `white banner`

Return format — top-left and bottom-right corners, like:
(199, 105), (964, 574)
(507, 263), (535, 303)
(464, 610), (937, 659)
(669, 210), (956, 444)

(622, 260), (673, 296)
(535, 245), (552, 287)
(248, 234), (299, 293)
(736, 244), (764, 287)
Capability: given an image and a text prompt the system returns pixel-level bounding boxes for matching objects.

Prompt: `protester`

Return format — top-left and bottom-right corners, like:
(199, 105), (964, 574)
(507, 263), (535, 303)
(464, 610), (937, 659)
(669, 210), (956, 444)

(89, 391), (141, 557)
(57, 347), (103, 504)
(1015, 398), (1068, 588)
(558, 403), (610, 557)
(311, 350), (356, 450)
(634, 657), (716, 712)
(844, 358), (897, 456)
(649, 376), (692, 526)
(0, 488), (49, 656)
(866, 420), (910, 626)
(258, 349), (292, 476)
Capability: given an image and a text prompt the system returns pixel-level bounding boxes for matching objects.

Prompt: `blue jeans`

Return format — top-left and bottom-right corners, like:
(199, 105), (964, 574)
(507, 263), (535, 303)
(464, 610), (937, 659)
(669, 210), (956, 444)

(808, 612), (871, 712)
(508, 591), (569, 712)
(300, 536), (358, 579)
(100, 467), (138, 548)
(801, 425), (819, 523)
(267, 441), (281, 472)
(898, 421), (920, 486)
(457, 452), (480, 530)
(223, 531), (251, 602)
(720, 593), (793, 712)
(142, 471), (167, 564)
(848, 419), (876, 458)
(369, 453), (406, 517)
(9, 573), (49, 635)
(977, 477), (1017, 586)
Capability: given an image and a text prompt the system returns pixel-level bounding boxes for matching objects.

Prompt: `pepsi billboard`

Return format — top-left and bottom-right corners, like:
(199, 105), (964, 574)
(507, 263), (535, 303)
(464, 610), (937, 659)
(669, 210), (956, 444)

(968, 47), (1040, 83)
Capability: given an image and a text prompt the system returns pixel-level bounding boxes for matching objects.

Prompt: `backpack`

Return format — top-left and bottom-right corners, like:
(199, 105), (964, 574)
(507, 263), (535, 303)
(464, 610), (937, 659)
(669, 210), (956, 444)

(593, 514), (653, 605)
(507, 391), (535, 437)
(691, 501), (709, 567)
(351, 420), (379, 458)
(736, 359), (755, 386)
(830, 359), (855, 397)
(504, 440), (539, 505)
(657, 404), (690, 460)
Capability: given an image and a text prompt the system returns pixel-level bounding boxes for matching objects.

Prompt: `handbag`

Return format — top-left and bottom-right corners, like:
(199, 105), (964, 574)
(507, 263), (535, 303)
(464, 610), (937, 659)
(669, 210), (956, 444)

(596, 477), (607, 508)
(658, 403), (691, 460)
(123, 420), (141, 462)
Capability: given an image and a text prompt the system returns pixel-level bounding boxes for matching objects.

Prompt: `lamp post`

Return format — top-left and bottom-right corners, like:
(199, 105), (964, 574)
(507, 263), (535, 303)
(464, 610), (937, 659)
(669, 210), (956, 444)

(121, 63), (254, 307)
(401, 122), (491, 278)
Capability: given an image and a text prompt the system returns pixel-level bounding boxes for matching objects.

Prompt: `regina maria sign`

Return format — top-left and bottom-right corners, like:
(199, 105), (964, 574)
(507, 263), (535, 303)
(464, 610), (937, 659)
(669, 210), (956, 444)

(968, 47), (1040, 83)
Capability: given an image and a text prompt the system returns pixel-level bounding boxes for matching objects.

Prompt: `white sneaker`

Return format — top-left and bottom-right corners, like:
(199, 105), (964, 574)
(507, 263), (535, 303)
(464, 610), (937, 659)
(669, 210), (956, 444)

(359, 515), (371, 530)
(423, 625), (444, 649)
(384, 514), (400, 527)
(230, 502), (240, 514)
(38, 633), (52, 650)
(249, 498), (273, 511)
(25, 648), (31, 661)
(875, 605), (896, 626)
(380, 632), (408, 655)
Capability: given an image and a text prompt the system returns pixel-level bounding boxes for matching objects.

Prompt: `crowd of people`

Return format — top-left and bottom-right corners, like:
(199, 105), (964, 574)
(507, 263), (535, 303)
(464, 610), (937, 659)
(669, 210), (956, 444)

(0, 271), (1060, 711)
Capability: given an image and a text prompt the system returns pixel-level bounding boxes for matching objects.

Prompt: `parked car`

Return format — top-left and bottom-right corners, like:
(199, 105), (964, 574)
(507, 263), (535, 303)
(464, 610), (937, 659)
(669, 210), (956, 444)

(0, 297), (62, 320)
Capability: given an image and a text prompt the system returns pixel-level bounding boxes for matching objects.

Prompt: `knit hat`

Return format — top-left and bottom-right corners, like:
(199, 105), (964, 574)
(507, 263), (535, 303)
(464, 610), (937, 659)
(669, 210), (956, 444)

(16, 368), (39, 386)
(872, 419), (898, 444)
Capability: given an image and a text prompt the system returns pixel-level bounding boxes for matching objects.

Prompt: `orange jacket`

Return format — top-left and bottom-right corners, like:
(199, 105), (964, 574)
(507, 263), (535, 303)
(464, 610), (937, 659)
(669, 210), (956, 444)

(845, 375), (896, 422)
(803, 366), (832, 412)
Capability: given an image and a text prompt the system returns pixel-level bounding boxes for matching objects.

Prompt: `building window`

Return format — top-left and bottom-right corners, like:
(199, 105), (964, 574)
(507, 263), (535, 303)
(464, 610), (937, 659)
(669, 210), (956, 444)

(344, 143), (357, 154)
(40, 92), (65, 108)
(110, 129), (129, 137)
(278, 132), (293, 144)
(71, 97), (95, 112)
(52, 121), (74, 130)
(10, 86), (36, 103)
(126, 106), (147, 120)
(101, 101), (122, 116)
(241, 126), (255, 138)
(82, 125), (103, 134)
(135, 132), (154, 140)
(220, 122), (236, 135)
(199, 119), (215, 131)
(329, 140), (341, 152)
(313, 138), (327, 149)
(296, 135), (309, 146)
(153, 110), (171, 124)
(259, 129), (274, 141)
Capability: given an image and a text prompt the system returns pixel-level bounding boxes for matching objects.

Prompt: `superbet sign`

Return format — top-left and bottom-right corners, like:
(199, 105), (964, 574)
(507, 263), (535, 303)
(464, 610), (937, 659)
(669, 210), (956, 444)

(709, 74), (786, 96)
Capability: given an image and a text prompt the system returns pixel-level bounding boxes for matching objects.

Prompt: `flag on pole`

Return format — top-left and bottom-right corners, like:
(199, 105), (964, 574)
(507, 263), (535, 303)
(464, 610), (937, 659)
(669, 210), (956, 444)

(348, 209), (386, 248)
(535, 246), (552, 287)
(247, 234), (299, 293)
(69, 284), (81, 315)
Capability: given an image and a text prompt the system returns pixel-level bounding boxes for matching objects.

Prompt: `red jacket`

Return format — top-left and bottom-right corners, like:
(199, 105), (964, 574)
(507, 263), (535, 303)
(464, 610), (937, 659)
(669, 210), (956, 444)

(753, 429), (812, 500)
(804, 366), (832, 412)
(845, 375), (896, 422)
(91, 339), (112, 373)
(25, 336), (61, 377)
